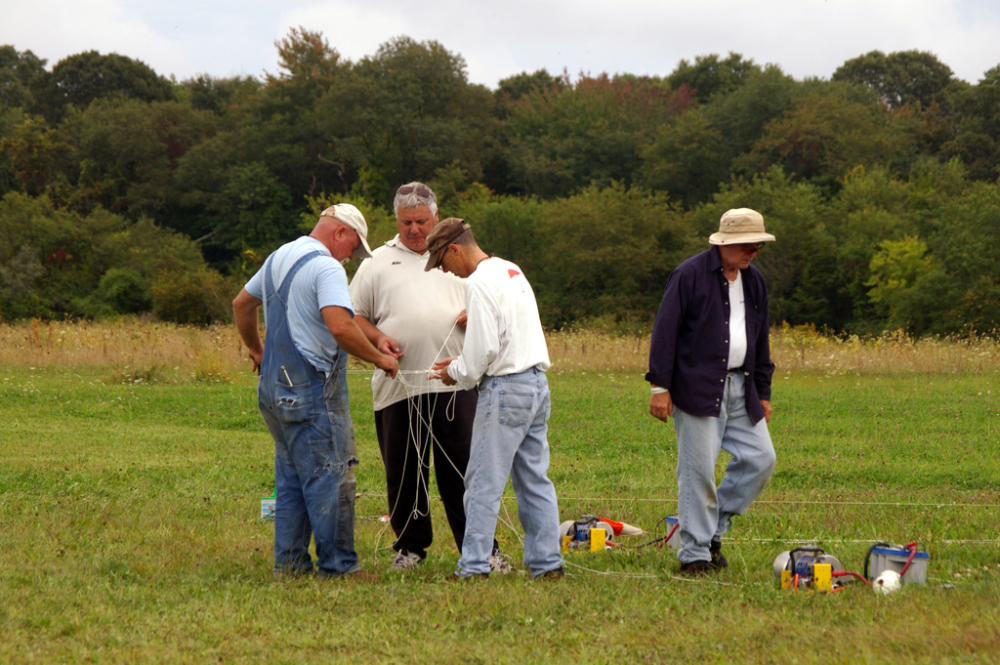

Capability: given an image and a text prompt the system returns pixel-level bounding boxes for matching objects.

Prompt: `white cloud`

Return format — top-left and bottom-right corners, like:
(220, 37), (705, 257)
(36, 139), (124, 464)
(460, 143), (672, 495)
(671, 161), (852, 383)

(2, 0), (999, 85)
(0, 0), (195, 76)
(278, 2), (407, 65)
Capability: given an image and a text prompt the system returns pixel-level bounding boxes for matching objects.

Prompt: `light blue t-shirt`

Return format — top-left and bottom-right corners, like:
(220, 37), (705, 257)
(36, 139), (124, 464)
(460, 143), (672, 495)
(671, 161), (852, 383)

(245, 236), (354, 374)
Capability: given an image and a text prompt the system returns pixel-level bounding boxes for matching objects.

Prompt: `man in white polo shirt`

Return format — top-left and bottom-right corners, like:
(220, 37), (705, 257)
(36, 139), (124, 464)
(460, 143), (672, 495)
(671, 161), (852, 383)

(427, 218), (564, 580)
(350, 183), (504, 573)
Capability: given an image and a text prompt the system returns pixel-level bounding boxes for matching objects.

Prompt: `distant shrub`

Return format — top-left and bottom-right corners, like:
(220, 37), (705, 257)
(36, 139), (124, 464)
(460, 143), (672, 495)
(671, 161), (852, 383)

(150, 269), (231, 325)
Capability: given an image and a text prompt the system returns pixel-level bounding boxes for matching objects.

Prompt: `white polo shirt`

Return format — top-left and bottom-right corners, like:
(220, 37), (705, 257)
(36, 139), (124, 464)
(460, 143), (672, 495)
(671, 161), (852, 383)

(349, 236), (467, 411)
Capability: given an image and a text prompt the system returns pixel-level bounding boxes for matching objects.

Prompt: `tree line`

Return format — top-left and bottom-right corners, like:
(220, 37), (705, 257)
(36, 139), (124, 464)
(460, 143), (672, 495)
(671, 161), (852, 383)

(1, 31), (998, 334)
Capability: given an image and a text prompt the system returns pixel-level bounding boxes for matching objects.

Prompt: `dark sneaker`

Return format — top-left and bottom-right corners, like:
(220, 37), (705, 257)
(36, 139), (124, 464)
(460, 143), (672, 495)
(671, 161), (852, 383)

(272, 567), (313, 581)
(314, 564), (363, 580)
(710, 540), (728, 570)
(536, 566), (565, 580)
(321, 569), (379, 582)
(678, 560), (716, 577)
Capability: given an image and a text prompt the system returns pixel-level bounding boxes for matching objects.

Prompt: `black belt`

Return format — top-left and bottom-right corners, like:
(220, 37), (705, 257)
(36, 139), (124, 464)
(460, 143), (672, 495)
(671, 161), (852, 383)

(727, 366), (745, 374)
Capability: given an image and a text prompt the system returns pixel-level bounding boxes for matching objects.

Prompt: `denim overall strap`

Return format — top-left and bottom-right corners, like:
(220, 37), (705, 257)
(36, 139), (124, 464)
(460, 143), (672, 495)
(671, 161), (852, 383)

(259, 250), (325, 384)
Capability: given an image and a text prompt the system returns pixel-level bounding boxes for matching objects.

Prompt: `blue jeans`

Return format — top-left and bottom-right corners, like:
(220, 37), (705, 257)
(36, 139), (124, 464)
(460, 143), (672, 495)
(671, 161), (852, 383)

(259, 358), (360, 577)
(672, 372), (775, 564)
(458, 368), (563, 577)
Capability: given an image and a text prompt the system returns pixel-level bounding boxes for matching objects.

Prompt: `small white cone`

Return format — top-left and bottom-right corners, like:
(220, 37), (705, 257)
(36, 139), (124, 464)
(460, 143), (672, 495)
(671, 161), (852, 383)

(873, 570), (902, 595)
(618, 522), (644, 537)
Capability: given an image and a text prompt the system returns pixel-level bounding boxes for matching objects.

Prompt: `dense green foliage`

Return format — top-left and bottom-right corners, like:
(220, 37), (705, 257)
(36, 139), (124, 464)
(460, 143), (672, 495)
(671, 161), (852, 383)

(0, 35), (998, 332)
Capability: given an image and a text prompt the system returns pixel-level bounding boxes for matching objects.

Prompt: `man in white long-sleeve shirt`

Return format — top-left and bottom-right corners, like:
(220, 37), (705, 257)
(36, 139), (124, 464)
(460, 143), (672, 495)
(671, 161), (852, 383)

(427, 218), (564, 579)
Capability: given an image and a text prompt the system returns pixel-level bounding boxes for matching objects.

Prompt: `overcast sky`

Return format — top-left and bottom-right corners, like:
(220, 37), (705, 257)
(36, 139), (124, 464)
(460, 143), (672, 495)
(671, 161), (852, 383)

(3, 0), (999, 88)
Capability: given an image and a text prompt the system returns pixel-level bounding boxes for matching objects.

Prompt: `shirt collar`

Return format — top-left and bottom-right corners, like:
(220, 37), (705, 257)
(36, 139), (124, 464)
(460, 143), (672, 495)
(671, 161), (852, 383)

(303, 235), (332, 256)
(386, 234), (429, 258)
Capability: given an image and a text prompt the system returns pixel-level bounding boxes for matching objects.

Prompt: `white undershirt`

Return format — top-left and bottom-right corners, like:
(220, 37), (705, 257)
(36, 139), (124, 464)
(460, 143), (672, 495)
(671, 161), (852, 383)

(728, 270), (747, 370)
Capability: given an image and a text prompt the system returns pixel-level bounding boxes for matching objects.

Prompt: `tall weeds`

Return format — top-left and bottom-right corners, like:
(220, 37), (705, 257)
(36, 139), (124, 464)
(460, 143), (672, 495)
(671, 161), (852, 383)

(2, 320), (998, 376)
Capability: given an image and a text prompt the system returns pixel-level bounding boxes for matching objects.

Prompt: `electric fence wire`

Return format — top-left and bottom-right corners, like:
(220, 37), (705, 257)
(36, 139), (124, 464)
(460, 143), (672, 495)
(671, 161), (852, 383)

(352, 324), (999, 577)
(357, 494), (996, 509)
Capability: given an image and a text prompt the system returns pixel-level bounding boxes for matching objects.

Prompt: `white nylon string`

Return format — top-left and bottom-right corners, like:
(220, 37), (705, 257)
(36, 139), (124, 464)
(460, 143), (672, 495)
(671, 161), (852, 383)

(370, 317), (530, 559)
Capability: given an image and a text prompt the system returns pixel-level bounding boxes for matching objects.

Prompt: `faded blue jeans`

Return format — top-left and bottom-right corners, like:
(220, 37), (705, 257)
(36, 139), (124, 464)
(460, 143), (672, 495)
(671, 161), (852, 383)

(458, 368), (563, 577)
(672, 371), (775, 564)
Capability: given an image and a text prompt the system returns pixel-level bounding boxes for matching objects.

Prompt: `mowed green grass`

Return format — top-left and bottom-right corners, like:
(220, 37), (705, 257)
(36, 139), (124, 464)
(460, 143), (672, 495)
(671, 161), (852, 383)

(1, 364), (999, 664)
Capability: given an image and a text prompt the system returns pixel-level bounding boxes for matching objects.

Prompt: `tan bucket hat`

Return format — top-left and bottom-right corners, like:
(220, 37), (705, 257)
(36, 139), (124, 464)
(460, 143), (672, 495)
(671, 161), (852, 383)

(709, 208), (776, 246)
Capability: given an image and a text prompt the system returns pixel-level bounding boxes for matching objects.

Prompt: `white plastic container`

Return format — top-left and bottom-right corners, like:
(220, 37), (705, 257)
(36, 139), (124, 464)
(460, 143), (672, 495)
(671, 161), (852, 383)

(664, 516), (681, 550)
(869, 546), (929, 584)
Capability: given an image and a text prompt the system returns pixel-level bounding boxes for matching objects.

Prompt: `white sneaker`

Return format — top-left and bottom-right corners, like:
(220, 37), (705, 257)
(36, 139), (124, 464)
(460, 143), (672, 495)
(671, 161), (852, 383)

(388, 550), (423, 572)
(488, 550), (513, 575)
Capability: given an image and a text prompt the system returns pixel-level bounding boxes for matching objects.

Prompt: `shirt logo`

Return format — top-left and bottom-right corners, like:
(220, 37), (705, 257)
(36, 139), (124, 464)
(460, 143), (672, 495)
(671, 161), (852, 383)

(509, 268), (526, 292)
(392, 261), (401, 265)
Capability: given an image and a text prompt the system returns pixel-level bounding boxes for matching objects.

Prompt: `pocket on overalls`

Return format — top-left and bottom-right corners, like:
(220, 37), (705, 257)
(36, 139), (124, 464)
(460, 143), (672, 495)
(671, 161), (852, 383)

(274, 383), (312, 424)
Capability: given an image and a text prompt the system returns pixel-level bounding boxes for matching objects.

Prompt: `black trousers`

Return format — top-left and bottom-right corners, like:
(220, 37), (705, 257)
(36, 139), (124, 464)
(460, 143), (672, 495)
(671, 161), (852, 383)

(374, 389), (477, 557)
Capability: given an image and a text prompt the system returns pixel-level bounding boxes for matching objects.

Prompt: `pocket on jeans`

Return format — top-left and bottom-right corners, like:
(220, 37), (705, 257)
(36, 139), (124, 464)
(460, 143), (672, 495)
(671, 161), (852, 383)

(498, 386), (535, 428)
(274, 384), (312, 424)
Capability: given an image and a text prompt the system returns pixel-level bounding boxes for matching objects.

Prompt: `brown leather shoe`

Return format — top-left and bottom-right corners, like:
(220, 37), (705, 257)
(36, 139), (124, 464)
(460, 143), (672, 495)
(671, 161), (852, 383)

(447, 572), (489, 582)
(678, 560), (716, 577)
(536, 566), (565, 580)
(315, 567), (378, 582)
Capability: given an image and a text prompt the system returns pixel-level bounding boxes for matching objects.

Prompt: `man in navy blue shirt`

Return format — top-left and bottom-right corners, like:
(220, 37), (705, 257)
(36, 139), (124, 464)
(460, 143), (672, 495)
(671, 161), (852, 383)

(646, 208), (777, 577)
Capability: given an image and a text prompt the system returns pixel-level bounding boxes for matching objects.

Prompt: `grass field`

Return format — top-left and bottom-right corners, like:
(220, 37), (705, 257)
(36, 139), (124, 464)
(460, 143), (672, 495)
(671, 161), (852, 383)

(1, 322), (999, 663)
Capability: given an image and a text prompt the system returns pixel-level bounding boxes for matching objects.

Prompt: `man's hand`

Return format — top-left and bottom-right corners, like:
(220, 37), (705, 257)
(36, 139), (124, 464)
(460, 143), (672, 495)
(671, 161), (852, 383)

(429, 356), (457, 386)
(761, 399), (773, 423)
(455, 310), (468, 329)
(248, 347), (263, 374)
(355, 316), (402, 359)
(378, 335), (403, 359)
(650, 391), (673, 423)
(375, 354), (399, 379)
(233, 288), (264, 375)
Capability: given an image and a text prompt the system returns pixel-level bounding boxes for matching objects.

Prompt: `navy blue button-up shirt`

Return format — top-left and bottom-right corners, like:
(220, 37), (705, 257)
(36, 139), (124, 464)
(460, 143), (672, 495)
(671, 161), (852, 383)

(645, 247), (774, 425)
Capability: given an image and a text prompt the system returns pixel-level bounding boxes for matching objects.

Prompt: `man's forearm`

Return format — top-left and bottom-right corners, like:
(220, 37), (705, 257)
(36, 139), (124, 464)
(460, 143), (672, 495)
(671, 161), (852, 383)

(354, 315), (383, 347)
(334, 323), (388, 365)
(233, 289), (263, 354)
(322, 306), (387, 366)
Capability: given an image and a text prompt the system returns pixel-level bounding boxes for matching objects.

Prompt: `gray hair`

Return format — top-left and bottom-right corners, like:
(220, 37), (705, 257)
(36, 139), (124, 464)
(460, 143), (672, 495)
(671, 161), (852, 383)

(393, 181), (438, 217)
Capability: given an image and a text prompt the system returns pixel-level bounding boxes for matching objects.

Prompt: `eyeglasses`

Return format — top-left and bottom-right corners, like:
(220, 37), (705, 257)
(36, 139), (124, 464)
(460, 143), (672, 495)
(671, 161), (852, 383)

(739, 243), (765, 253)
(397, 184), (432, 198)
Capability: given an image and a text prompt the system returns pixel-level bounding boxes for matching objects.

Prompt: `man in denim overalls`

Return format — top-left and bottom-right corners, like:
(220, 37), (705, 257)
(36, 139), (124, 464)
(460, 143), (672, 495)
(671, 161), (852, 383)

(234, 204), (399, 579)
